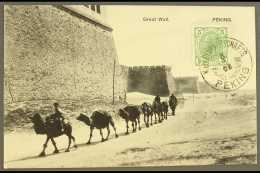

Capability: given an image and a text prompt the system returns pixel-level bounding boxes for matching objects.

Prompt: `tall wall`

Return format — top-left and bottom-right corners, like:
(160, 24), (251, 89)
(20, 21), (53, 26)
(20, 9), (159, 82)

(4, 5), (128, 103)
(174, 77), (199, 94)
(127, 65), (175, 96)
(197, 81), (218, 93)
(166, 69), (177, 95)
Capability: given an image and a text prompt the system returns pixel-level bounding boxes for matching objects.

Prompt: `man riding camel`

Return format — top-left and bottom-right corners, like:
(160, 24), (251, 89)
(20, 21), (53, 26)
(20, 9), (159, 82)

(154, 95), (161, 104)
(49, 102), (67, 132)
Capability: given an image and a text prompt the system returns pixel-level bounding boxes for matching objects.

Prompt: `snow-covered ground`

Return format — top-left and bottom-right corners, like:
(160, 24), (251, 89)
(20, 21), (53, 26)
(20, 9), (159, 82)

(4, 90), (257, 168)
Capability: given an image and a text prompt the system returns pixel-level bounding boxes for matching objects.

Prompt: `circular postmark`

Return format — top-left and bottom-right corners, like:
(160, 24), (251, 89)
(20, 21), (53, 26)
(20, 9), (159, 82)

(198, 37), (253, 91)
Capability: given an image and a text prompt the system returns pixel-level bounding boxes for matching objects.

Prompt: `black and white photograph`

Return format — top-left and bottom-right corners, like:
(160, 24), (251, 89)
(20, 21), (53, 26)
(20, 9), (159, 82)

(3, 4), (257, 169)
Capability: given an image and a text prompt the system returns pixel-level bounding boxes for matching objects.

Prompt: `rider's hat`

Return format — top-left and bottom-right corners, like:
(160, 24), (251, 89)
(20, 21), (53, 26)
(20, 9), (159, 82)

(53, 102), (59, 107)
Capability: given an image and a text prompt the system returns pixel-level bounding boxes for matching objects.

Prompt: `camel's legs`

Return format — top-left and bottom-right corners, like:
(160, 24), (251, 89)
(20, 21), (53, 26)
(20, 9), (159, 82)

(50, 138), (59, 153)
(154, 113), (157, 124)
(134, 120), (137, 131)
(65, 135), (71, 152)
(138, 116), (141, 130)
(132, 121), (135, 132)
(162, 112), (165, 120)
(159, 113), (162, 122)
(162, 112), (165, 121)
(162, 112), (164, 121)
(70, 135), (77, 148)
(50, 138), (59, 154)
(109, 118), (118, 138)
(146, 114), (150, 127)
(161, 113), (164, 121)
(171, 106), (176, 115)
(112, 123), (118, 138)
(39, 137), (50, 157)
(146, 113), (150, 127)
(100, 129), (105, 142)
(150, 114), (153, 125)
(143, 113), (147, 126)
(114, 127), (118, 138)
(163, 112), (165, 120)
(87, 127), (94, 144)
(106, 126), (110, 140)
(125, 120), (129, 135)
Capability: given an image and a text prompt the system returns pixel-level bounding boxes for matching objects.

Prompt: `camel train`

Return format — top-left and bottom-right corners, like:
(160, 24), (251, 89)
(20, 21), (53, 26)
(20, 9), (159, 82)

(30, 94), (178, 157)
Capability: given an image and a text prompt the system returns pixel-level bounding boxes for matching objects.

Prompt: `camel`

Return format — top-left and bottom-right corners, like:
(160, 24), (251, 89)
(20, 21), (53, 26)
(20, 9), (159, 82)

(152, 101), (163, 123)
(118, 105), (142, 134)
(161, 101), (169, 120)
(76, 110), (118, 144)
(30, 113), (77, 157)
(141, 102), (153, 127)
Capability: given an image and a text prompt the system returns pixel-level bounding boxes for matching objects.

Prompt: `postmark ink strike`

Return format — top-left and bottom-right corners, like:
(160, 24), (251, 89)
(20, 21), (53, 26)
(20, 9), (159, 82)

(194, 27), (253, 91)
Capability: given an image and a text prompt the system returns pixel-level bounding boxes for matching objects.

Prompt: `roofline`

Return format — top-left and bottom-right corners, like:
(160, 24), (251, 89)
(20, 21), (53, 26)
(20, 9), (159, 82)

(61, 5), (113, 32)
(174, 76), (199, 80)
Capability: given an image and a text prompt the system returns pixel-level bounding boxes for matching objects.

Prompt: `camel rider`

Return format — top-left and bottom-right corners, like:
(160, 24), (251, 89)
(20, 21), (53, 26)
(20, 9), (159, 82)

(50, 102), (67, 132)
(154, 95), (161, 103)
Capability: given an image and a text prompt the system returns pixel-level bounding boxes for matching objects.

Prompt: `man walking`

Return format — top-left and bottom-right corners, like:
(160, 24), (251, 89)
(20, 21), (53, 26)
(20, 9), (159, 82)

(169, 93), (178, 115)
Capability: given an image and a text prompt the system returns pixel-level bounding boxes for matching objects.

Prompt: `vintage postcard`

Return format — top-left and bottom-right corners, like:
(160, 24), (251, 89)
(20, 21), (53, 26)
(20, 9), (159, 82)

(3, 5), (257, 168)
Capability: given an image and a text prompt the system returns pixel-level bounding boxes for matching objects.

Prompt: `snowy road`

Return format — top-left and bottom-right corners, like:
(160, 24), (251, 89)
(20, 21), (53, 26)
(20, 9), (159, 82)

(4, 91), (257, 168)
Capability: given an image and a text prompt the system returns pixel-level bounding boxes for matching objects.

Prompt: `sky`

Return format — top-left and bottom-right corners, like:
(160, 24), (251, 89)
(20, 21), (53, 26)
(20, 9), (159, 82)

(104, 5), (256, 89)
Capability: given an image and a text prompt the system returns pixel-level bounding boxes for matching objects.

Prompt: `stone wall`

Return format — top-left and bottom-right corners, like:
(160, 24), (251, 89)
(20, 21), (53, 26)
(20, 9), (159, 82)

(127, 65), (175, 96)
(197, 81), (219, 93)
(4, 5), (128, 104)
(174, 77), (199, 94)
(166, 70), (177, 95)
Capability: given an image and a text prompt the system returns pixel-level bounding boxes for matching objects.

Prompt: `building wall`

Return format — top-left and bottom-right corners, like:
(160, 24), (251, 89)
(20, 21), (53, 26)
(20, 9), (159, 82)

(4, 5), (128, 103)
(197, 81), (218, 93)
(127, 66), (175, 96)
(166, 69), (177, 95)
(174, 77), (199, 94)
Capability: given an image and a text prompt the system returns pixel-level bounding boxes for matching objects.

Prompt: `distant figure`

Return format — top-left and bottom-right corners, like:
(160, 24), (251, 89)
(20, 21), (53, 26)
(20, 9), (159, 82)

(154, 95), (161, 103)
(169, 93), (178, 115)
(50, 103), (66, 132)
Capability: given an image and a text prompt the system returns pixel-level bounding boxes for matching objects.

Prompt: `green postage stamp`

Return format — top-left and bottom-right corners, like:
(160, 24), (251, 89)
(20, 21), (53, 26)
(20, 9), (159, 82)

(194, 27), (253, 91)
(194, 27), (228, 67)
